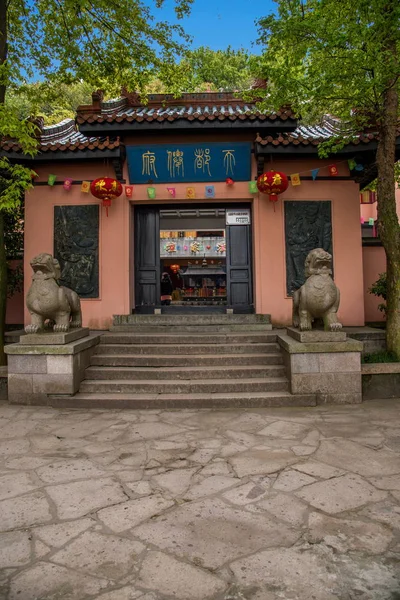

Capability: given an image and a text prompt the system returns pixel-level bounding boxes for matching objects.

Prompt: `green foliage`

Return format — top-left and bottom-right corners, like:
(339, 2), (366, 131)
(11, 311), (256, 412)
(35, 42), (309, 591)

(5, 0), (193, 97)
(182, 46), (253, 92)
(5, 81), (93, 124)
(362, 350), (398, 363)
(248, 0), (400, 136)
(369, 272), (387, 314)
(0, 158), (33, 212)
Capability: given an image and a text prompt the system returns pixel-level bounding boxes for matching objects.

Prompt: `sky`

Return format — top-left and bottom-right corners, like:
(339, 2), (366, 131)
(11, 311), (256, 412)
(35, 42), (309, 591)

(155, 0), (277, 53)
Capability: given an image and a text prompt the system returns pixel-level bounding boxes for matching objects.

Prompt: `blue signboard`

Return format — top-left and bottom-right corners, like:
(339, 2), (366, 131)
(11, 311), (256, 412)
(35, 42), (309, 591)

(127, 142), (251, 184)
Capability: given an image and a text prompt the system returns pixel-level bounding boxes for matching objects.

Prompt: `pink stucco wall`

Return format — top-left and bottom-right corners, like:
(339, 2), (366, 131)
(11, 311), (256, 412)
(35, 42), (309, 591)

(23, 139), (365, 328)
(24, 164), (130, 330)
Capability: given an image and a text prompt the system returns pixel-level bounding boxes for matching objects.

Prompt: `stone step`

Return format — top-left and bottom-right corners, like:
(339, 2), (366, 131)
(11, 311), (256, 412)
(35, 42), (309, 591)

(100, 332), (278, 345)
(113, 314), (271, 326)
(85, 364), (286, 381)
(95, 343), (279, 356)
(79, 377), (289, 394)
(110, 324), (274, 333)
(49, 391), (316, 409)
(90, 353), (284, 367)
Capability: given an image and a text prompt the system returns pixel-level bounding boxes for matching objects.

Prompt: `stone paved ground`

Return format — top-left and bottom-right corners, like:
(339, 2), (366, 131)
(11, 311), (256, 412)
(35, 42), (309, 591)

(0, 400), (400, 600)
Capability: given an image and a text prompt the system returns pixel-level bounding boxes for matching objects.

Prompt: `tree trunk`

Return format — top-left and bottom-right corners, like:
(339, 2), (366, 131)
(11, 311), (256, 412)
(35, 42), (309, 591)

(0, 0), (7, 365)
(0, 211), (6, 365)
(376, 78), (400, 357)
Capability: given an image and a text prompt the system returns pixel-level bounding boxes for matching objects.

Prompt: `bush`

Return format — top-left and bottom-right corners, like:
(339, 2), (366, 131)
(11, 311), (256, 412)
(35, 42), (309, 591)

(362, 351), (398, 363)
(368, 272), (387, 314)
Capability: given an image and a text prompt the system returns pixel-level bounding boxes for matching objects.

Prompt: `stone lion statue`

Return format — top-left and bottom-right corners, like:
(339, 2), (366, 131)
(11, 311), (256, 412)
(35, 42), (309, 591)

(292, 248), (342, 332)
(25, 253), (82, 334)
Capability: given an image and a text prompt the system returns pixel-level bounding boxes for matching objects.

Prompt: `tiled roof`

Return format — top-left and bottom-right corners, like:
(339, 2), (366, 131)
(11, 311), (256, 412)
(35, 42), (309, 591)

(1, 119), (121, 154)
(255, 116), (383, 147)
(76, 92), (297, 125)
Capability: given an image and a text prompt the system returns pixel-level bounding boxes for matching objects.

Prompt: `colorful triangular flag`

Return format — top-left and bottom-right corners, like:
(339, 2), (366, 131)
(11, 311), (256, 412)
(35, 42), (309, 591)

(369, 218), (375, 226)
(290, 173), (301, 186)
(355, 163), (364, 171)
(167, 187), (176, 198)
(329, 165), (338, 176)
(147, 187), (156, 199)
(248, 181), (258, 194)
(186, 187), (196, 199)
(125, 186), (133, 198)
(311, 169), (319, 181)
(205, 185), (215, 198)
(348, 158), (357, 171)
(48, 174), (57, 186)
(81, 181), (90, 193)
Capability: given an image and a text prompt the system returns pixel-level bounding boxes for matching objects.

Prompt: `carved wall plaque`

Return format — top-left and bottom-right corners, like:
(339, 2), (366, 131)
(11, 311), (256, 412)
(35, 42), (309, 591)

(54, 205), (99, 298)
(284, 201), (332, 295)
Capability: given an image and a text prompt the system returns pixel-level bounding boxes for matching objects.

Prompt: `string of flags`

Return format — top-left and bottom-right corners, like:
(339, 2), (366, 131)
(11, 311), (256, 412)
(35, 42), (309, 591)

(46, 155), (365, 198)
(287, 158), (364, 187)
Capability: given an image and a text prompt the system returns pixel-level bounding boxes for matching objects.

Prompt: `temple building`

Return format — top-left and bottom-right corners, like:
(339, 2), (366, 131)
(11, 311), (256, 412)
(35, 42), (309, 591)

(3, 90), (398, 330)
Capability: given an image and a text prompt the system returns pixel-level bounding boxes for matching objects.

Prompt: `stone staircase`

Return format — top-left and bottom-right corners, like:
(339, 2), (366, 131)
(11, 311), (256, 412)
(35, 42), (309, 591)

(65, 315), (316, 409)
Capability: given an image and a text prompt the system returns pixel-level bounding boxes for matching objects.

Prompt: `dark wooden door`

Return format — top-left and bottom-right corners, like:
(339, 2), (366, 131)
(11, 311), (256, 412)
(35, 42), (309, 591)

(226, 223), (253, 310)
(135, 207), (160, 311)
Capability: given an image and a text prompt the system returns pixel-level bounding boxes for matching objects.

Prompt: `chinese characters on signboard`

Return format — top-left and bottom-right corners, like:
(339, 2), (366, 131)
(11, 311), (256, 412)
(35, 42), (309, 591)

(127, 142), (251, 184)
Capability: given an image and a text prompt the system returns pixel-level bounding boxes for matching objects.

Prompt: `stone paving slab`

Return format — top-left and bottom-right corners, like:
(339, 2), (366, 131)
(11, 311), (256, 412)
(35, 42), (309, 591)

(0, 398), (400, 600)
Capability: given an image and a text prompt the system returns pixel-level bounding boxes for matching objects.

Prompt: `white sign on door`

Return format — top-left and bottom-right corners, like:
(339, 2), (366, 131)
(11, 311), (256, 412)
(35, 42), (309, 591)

(226, 209), (251, 225)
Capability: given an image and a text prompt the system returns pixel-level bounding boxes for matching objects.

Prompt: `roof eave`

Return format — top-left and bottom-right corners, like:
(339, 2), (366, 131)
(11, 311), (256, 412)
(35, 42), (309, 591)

(78, 118), (299, 136)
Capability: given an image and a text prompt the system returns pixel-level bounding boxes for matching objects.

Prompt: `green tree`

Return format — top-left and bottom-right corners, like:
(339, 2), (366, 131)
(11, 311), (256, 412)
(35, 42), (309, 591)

(0, 0), (193, 365)
(144, 46), (254, 93)
(5, 81), (93, 124)
(183, 46), (253, 91)
(252, 0), (400, 355)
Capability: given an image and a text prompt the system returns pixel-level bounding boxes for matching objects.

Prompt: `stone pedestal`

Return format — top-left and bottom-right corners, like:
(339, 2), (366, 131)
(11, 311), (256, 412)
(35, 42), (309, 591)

(5, 332), (101, 405)
(278, 328), (363, 404)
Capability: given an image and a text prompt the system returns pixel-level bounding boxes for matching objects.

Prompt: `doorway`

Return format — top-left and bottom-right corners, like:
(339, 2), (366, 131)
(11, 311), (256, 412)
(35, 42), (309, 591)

(134, 204), (253, 313)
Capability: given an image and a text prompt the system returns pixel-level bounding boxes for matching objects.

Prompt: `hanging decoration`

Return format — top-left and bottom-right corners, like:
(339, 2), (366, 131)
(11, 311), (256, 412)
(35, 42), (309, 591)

(205, 185), (215, 198)
(165, 241), (177, 253)
(186, 187), (196, 199)
(257, 171), (289, 205)
(226, 177), (234, 185)
(90, 177), (123, 217)
(81, 181), (90, 193)
(48, 174), (57, 186)
(248, 181), (258, 194)
(368, 218), (375, 226)
(360, 216), (365, 224)
(190, 241), (201, 254)
(348, 158), (357, 171)
(329, 165), (338, 176)
(63, 178), (73, 191)
(167, 187), (176, 198)
(355, 163), (364, 171)
(290, 173), (301, 187)
(125, 185), (133, 198)
(147, 186), (156, 199)
(311, 169), (319, 181)
(360, 191), (376, 204)
(170, 264), (180, 273)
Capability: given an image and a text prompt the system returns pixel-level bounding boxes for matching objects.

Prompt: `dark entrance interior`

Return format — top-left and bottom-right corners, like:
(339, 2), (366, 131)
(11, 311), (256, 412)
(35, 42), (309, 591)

(134, 204), (253, 313)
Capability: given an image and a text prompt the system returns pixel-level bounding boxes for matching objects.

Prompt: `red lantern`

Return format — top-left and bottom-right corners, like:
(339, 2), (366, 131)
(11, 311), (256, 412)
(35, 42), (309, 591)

(90, 177), (123, 216)
(257, 170), (289, 205)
